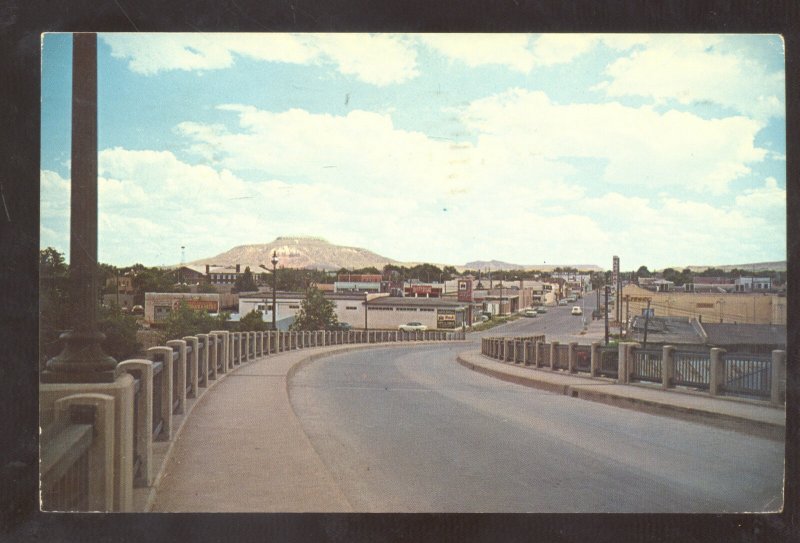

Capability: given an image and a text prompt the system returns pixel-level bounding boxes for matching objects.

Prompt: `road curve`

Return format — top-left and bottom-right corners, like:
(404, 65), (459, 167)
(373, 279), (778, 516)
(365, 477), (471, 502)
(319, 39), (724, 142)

(289, 342), (784, 513)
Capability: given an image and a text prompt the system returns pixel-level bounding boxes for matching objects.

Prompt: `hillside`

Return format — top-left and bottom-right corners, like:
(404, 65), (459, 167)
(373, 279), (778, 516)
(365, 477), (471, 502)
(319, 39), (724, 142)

(462, 260), (604, 272)
(663, 261), (787, 273)
(187, 236), (401, 271)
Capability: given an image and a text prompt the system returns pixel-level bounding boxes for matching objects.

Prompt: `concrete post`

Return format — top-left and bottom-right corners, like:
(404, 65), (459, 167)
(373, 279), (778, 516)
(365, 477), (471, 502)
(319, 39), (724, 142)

(522, 340), (530, 365)
(117, 359), (153, 487)
(195, 334), (209, 387)
(250, 332), (256, 358)
(771, 350), (786, 405)
(166, 340), (187, 415)
(709, 348), (726, 396)
(617, 343), (628, 384)
(53, 394), (117, 511)
(207, 333), (218, 380)
(568, 342), (577, 373)
(661, 345), (675, 389)
(533, 341), (540, 367)
(549, 341), (559, 370)
(147, 346), (173, 440)
(590, 342), (600, 377)
(211, 331), (228, 373)
(182, 336), (199, 398)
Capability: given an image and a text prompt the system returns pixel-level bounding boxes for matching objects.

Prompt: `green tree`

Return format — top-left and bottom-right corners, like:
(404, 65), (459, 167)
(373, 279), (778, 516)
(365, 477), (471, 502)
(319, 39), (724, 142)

(97, 304), (142, 361)
(238, 309), (270, 331)
(39, 247), (142, 369)
(234, 266), (258, 292)
(197, 282), (218, 293)
(131, 266), (174, 305)
(636, 265), (652, 278)
(290, 287), (338, 331)
(163, 301), (229, 341)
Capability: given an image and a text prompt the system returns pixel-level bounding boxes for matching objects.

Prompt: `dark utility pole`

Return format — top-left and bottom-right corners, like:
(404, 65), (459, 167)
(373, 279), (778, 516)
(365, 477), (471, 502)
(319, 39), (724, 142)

(42, 33), (118, 383)
(604, 285), (610, 345)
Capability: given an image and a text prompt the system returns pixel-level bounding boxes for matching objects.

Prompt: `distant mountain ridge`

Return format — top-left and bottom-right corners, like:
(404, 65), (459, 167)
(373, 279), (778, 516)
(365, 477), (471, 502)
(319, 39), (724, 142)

(188, 236), (401, 271)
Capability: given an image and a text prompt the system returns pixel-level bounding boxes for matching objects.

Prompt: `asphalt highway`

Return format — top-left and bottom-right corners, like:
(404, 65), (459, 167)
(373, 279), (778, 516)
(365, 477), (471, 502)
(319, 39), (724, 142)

(289, 338), (784, 512)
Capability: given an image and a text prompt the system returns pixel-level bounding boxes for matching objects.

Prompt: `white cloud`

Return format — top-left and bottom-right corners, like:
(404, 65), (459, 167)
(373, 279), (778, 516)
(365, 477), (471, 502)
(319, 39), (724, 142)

(102, 33), (418, 86)
(421, 33), (648, 73)
(599, 35), (785, 120)
(460, 88), (766, 193)
(421, 34), (537, 72)
(734, 177), (785, 211)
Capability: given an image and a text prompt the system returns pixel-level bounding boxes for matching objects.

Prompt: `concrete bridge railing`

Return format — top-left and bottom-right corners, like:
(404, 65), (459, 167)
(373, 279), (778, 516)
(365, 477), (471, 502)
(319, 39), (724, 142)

(39, 327), (466, 512)
(481, 336), (786, 406)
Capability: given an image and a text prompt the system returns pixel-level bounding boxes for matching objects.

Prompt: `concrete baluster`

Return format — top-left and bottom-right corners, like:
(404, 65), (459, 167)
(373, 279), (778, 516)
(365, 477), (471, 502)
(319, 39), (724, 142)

(117, 359), (153, 487)
(195, 334), (209, 387)
(182, 336), (199, 398)
(147, 346), (173, 440)
(166, 340), (187, 415)
(661, 345), (675, 389)
(709, 348), (726, 396)
(568, 342), (577, 373)
(549, 341), (559, 370)
(771, 350), (787, 405)
(590, 342), (600, 377)
(53, 394), (117, 511)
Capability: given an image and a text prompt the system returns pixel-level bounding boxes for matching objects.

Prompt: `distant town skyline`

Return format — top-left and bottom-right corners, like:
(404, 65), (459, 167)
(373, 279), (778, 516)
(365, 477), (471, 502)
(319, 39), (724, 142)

(41, 33), (786, 269)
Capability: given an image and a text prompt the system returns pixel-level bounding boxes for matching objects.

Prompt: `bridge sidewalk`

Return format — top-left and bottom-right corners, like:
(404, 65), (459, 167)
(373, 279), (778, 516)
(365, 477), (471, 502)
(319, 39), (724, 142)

(457, 351), (785, 441)
(147, 341), (463, 512)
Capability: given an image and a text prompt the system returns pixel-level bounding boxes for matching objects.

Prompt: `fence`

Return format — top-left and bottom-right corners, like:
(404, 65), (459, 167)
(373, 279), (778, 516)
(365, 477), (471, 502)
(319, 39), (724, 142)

(481, 337), (785, 406)
(40, 327), (466, 511)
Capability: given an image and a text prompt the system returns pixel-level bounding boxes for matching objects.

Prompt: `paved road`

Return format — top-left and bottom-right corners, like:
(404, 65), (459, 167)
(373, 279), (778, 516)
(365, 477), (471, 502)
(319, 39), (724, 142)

(471, 291), (598, 342)
(289, 340), (784, 512)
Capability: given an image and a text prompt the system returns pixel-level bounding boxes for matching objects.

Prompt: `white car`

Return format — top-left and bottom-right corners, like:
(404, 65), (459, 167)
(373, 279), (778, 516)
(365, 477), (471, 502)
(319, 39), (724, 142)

(399, 322), (428, 332)
(571, 306), (583, 316)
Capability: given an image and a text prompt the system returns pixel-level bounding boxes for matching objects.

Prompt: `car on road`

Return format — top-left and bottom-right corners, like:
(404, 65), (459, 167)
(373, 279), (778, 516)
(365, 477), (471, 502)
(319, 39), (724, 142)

(537, 307), (547, 314)
(523, 309), (538, 317)
(399, 322), (428, 332)
(571, 306), (583, 316)
(558, 299), (568, 306)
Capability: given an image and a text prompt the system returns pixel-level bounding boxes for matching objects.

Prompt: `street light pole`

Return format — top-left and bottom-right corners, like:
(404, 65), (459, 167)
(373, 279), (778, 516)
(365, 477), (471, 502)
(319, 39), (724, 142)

(271, 251), (278, 331)
(42, 33), (118, 383)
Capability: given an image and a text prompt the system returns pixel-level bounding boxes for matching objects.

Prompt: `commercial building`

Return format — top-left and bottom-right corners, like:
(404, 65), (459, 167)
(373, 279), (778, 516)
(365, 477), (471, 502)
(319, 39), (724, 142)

(621, 284), (786, 326)
(364, 296), (468, 330)
(238, 291), (468, 330)
(144, 292), (221, 325)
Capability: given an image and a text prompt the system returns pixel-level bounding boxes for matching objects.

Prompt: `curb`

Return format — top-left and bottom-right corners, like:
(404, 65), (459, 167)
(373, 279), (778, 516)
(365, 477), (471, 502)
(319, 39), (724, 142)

(456, 354), (785, 442)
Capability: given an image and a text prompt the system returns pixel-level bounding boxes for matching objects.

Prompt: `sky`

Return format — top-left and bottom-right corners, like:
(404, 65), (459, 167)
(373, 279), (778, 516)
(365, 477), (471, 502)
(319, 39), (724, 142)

(40, 33), (787, 270)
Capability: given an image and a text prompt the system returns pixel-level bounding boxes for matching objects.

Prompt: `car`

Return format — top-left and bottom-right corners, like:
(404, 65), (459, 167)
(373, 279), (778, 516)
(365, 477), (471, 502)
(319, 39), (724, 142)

(571, 306), (583, 316)
(399, 322), (428, 332)
(558, 299), (568, 306)
(523, 309), (538, 317)
(537, 307), (547, 314)
(330, 322), (353, 331)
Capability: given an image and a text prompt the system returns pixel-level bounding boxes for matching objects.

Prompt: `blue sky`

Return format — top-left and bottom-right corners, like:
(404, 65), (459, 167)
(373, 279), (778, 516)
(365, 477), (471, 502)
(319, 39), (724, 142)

(40, 33), (786, 270)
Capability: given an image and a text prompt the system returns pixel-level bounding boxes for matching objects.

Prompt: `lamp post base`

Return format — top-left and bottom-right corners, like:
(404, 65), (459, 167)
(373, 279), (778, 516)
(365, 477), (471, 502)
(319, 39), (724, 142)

(41, 330), (119, 383)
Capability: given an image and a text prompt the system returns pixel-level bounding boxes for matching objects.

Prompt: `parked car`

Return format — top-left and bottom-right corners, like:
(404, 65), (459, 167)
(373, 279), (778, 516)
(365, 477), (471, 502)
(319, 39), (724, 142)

(558, 299), (568, 306)
(330, 322), (353, 331)
(399, 322), (428, 332)
(537, 307), (547, 314)
(523, 309), (538, 317)
(571, 306), (583, 316)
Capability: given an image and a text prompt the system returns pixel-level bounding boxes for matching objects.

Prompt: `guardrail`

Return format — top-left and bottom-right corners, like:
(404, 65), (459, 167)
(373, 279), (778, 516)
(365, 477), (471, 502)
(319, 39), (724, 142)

(40, 327), (466, 511)
(481, 337), (786, 406)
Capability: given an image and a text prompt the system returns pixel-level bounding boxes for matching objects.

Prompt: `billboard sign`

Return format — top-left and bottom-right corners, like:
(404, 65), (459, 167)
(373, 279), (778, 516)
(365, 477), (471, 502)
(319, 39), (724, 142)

(457, 279), (473, 302)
